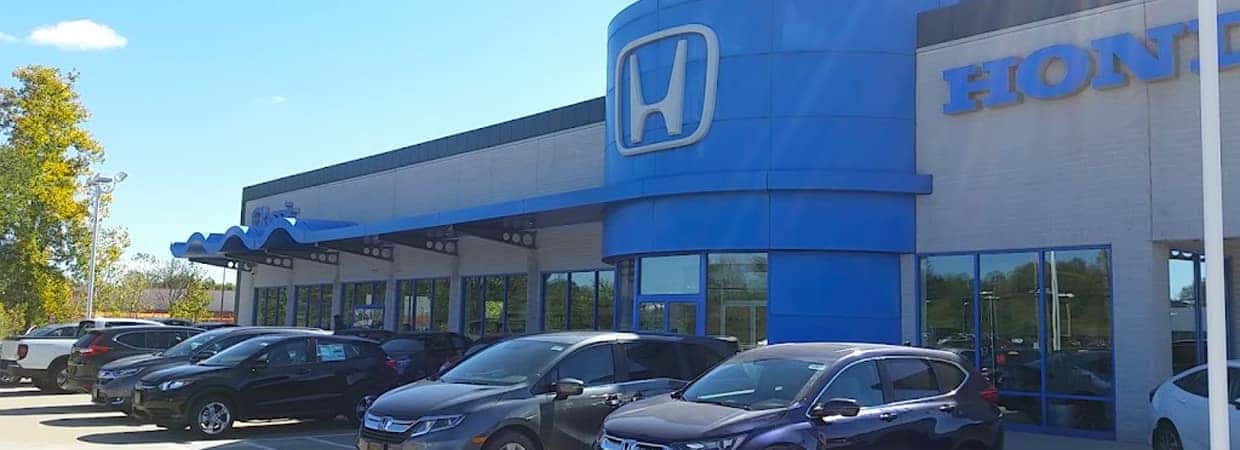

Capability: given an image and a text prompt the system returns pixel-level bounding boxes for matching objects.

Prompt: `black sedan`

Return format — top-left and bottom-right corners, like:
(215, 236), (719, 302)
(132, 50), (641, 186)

(93, 327), (326, 412)
(601, 343), (1003, 450)
(379, 332), (470, 384)
(131, 334), (396, 438)
(65, 326), (202, 394)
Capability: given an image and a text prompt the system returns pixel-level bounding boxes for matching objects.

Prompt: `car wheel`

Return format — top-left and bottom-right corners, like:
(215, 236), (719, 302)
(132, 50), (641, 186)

(0, 372), (18, 386)
(346, 393), (378, 427)
(1154, 422), (1184, 450)
(484, 430), (540, 450)
(187, 397), (234, 438)
(36, 362), (69, 394)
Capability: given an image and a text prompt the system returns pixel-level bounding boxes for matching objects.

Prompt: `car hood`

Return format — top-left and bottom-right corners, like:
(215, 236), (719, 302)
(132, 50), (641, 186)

(140, 363), (230, 384)
(102, 353), (189, 371)
(604, 395), (788, 443)
(367, 380), (514, 419)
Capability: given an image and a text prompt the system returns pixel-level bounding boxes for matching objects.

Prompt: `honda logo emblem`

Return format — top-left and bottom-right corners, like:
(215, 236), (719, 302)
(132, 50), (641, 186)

(613, 24), (719, 156)
(621, 439), (639, 450)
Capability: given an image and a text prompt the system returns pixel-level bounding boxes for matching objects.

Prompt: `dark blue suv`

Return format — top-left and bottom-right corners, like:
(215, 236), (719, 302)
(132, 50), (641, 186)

(600, 343), (1003, 450)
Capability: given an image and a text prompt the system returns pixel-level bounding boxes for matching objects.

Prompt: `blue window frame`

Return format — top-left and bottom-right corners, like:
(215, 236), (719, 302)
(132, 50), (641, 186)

(341, 281), (386, 329)
(461, 274), (528, 339)
(253, 287), (288, 326)
(917, 246), (1115, 439)
(1167, 250), (1234, 374)
(398, 278), (449, 333)
(293, 284), (332, 329)
(542, 269), (615, 332)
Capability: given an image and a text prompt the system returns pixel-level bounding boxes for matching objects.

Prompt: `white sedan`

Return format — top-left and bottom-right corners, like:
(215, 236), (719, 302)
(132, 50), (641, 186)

(1149, 360), (1240, 450)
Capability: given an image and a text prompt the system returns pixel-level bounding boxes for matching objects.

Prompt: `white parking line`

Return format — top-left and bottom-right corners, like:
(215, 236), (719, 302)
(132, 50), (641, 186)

(305, 436), (355, 449)
(244, 442), (283, 450)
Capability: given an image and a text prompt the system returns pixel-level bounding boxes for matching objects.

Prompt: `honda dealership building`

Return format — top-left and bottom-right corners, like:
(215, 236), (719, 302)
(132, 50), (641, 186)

(170, 0), (1240, 441)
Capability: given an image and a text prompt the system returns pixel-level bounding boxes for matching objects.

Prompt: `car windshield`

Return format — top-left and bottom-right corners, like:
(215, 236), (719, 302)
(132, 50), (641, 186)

(681, 358), (828, 411)
(162, 329), (231, 357)
(199, 335), (282, 366)
(439, 339), (567, 386)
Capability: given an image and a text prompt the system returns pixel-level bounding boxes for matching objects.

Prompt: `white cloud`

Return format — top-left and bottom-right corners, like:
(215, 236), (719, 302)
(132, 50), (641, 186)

(27, 20), (126, 51)
(268, 96), (287, 104)
(0, 32), (16, 44)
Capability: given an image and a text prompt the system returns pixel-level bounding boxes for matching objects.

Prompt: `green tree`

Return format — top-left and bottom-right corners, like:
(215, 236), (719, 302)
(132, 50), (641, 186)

(168, 279), (211, 323)
(0, 66), (110, 329)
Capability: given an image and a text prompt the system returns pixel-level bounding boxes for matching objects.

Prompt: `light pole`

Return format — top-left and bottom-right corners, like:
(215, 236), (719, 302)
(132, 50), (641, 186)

(85, 171), (127, 319)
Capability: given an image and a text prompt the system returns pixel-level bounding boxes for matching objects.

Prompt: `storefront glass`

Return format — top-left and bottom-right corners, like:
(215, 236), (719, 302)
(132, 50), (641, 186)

(920, 247), (1114, 436)
(640, 255), (700, 295)
(544, 273), (568, 331)
(255, 287), (288, 326)
(463, 274), (527, 339)
(342, 281), (385, 329)
(706, 253), (768, 348)
(398, 278), (446, 332)
(543, 269), (615, 331)
(294, 284), (332, 329)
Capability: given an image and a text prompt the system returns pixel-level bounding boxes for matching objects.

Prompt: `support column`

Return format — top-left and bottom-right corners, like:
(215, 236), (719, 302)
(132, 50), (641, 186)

(447, 254), (463, 334)
(285, 268), (296, 327)
(331, 264), (343, 330)
(384, 260), (398, 331)
(526, 249), (542, 332)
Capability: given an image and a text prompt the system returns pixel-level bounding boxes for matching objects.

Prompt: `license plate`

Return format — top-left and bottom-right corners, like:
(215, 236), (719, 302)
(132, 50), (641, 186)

(366, 442), (385, 450)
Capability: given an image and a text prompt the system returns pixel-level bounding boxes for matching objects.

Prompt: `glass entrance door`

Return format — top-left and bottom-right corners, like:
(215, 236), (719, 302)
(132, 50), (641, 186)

(636, 301), (701, 335)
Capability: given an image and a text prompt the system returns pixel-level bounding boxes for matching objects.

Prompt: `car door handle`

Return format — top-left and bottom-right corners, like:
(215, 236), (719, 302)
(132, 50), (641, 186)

(938, 404), (956, 413)
(879, 412), (899, 422)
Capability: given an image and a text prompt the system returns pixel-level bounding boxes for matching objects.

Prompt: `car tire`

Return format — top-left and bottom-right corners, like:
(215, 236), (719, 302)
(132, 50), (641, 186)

(0, 372), (18, 386)
(1153, 421), (1184, 450)
(345, 392), (378, 427)
(186, 396), (235, 439)
(37, 361), (70, 394)
(484, 429), (540, 450)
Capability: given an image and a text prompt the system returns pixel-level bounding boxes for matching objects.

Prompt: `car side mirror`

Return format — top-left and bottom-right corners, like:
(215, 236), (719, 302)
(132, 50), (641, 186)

(809, 398), (862, 419)
(553, 378), (585, 400)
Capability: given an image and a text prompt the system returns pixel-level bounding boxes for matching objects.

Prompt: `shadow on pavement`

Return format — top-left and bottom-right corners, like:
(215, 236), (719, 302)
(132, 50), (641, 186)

(77, 429), (194, 445)
(79, 420), (355, 446)
(0, 403), (103, 416)
(0, 389), (60, 399)
(41, 414), (137, 427)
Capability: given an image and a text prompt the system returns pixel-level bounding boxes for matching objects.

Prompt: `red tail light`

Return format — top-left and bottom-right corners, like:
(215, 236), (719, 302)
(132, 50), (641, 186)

(77, 335), (111, 358)
(980, 385), (1000, 406)
(16, 344), (27, 360)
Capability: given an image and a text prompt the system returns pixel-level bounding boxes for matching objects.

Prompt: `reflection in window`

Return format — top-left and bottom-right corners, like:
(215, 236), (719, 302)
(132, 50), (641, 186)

(570, 272), (597, 330)
(507, 276), (528, 335)
(433, 279), (450, 332)
(707, 254), (768, 349)
(294, 284), (332, 329)
(979, 252), (1040, 393)
(638, 303), (663, 332)
(1044, 250), (1112, 397)
(544, 273), (567, 332)
(342, 281), (385, 329)
(1169, 252), (1207, 374)
(920, 255), (975, 357)
(462, 274), (527, 340)
(255, 287), (288, 326)
(669, 303), (696, 335)
(641, 255), (700, 295)
(398, 278), (447, 332)
(543, 269), (615, 331)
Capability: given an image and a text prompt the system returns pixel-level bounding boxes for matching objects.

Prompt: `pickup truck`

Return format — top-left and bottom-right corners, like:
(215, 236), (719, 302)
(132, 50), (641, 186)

(0, 322), (77, 385)
(1, 318), (163, 393)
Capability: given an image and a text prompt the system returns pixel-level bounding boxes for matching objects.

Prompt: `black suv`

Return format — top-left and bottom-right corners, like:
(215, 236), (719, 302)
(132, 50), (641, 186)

(132, 334), (396, 438)
(600, 343), (1003, 450)
(359, 331), (738, 450)
(92, 327), (326, 412)
(378, 332), (471, 384)
(65, 326), (202, 393)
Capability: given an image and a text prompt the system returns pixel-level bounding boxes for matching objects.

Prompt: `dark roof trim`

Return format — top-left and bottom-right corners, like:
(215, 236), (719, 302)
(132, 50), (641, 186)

(241, 97), (606, 206)
(918, 0), (1134, 48)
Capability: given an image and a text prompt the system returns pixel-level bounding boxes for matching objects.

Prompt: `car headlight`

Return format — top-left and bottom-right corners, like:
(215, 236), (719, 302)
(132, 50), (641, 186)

(111, 368), (142, 378)
(680, 436), (743, 450)
(158, 380), (192, 391)
(97, 369), (115, 379)
(408, 414), (464, 437)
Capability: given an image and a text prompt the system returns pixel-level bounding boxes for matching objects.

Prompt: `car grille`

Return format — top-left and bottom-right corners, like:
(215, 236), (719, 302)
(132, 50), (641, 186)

(360, 427), (407, 445)
(600, 434), (669, 450)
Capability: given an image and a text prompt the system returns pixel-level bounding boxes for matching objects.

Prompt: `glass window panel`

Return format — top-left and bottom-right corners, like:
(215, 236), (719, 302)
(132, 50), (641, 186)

(617, 261), (635, 330)
(485, 276), (506, 337)
(295, 287), (311, 327)
(707, 253), (768, 349)
(979, 253), (1041, 393)
(669, 303), (696, 335)
(343, 282), (384, 329)
(414, 280), (432, 332)
(885, 359), (940, 402)
(598, 271), (615, 330)
(821, 360), (884, 407)
(640, 255), (701, 295)
(638, 303), (664, 332)
(544, 273), (568, 331)
(623, 341), (682, 380)
(555, 345), (615, 387)
(1169, 257), (1198, 373)
(1046, 399), (1113, 431)
(398, 281), (414, 332)
(921, 255), (976, 354)
(432, 279), (450, 331)
(507, 275), (528, 334)
(570, 272), (597, 330)
(464, 277), (484, 340)
(1044, 249), (1113, 397)
(998, 395), (1041, 426)
(318, 285), (333, 329)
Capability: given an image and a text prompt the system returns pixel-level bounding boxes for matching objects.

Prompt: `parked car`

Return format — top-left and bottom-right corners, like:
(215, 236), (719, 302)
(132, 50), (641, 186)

(335, 328), (396, 342)
(379, 332), (471, 384)
(65, 326), (203, 393)
(0, 322), (78, 385)
(93, 326), (328, 413)
(131, 334), (396, 437)
(1149, 360), (1240, 450)
(194, 322), (238, 330)
(359, 331), (738, 450)
(156, 318), (197, 327)
(1, 318), (164, 393)
(600, 343), (1003, 450)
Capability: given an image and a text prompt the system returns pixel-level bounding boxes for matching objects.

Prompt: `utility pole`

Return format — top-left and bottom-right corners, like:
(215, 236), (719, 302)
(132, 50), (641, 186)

(85, 172), (127, 319)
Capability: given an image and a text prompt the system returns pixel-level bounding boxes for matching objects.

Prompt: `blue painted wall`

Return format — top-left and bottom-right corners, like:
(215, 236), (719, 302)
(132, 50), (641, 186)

(603, 0), (941, 344)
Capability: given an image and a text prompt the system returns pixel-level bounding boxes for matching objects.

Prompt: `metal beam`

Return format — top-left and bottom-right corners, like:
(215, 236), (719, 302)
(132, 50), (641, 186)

(267, 247), (340, 266)
(381, 230), (458, 256)
(316, 237), (393, 261)
(189, 257), (253, 272)
(225, 251), (294, 269)
(454, 223), (536, 249)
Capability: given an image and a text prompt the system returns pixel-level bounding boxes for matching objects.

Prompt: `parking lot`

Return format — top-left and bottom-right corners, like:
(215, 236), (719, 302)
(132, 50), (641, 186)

(0, 385), (358, 450)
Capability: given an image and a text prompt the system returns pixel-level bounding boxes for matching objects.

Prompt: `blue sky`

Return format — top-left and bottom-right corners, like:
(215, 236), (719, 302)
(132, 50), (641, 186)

(0, 1), (630, 261)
